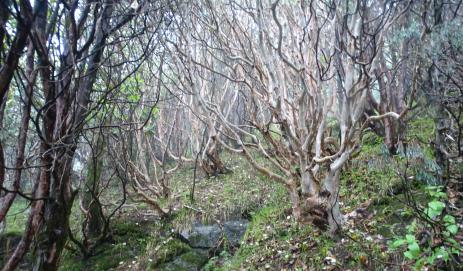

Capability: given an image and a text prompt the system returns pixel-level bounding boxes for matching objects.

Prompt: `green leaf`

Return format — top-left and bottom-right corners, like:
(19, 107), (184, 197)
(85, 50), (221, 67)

(406, 221), (417, 232)
(447, 238), (459, 246)
(435, 247), (450, 262)
(406, 242), (420, 259)
(405, 234), (415, 243)
(426, 200), (445, 218)
(428, 200), (445, 211)
(427, 253), (436, 265)
(128, 94), (140, 102)
(390, 239), (406, 249)
(404, 251), (415, 259)
(443, 215), (456, 224)
(446, 224), (458, 235)
(434, 192), (447, 199)
(449, 247), (460, 255)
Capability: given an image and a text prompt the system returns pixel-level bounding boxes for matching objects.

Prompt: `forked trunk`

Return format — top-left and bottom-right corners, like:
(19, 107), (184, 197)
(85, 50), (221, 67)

(82, 160), (104, 239)
(289, 169), (342, 235)
(82, 136), (105, 239)
(201, 146), (229, 177)
(323, 170), (342, 235)
(32, 156), (77, 271)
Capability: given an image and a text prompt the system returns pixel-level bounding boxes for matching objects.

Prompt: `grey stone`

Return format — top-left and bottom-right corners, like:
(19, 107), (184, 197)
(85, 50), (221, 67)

(180, 219), (249, 249)
(223, 220), (249, 247)
(181, 224), (222, 248)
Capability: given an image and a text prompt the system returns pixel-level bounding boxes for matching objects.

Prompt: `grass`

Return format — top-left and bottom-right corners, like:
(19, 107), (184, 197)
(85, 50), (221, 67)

(60, 220), (158, 271)
(169, 153), (283, 231)
(340, 131), (401, 210)
(203, 193), (394, 270)
(202, 120), (444, 270)
(5, 117), (455, 270)
(59, 150), (284, 270)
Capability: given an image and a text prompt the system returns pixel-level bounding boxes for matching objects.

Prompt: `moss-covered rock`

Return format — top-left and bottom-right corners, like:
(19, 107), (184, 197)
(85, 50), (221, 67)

(156, 249), (209, 271)
(149, 238), (191, 267)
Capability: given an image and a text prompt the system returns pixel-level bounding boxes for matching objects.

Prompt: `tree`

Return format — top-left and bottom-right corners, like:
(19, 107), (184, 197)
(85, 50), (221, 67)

(166, 0), (409, 234)
(0, 0), (34, 239)
(0, 0), (166, 269)
(417, 0), (463, 184)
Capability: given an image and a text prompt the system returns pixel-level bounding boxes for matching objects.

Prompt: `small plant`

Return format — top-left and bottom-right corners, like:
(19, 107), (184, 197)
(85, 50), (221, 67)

(389, 186), (461, 269)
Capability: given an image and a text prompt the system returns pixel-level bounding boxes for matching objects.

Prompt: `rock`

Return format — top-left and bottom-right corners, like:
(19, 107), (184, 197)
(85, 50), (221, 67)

(223, 220), (249, 247)
(180, 219), (249, 249)
(181, 224), (222, 248)
(157, 249), (209, 271)
(151, 238), (191, 266)
(155, 219), (249, 271)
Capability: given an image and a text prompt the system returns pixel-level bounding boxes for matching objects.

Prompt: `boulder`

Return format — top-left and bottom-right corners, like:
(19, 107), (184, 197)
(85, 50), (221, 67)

(181, 224), (222, 249)
(223, 220), (249, 247)
(180, 219), (249, 249)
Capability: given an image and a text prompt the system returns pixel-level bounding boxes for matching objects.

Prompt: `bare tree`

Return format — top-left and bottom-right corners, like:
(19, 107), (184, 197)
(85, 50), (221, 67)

(0, 0), (34, 238)
(417, 0), (463, 184)
(0, 0), (168, 269)
(165, 0), (409, 234)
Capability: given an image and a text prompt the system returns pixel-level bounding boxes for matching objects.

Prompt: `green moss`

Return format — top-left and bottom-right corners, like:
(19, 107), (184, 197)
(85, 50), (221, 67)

(151, 238), (191, 267)
(60, 242), (128, 271)
(60, 220), (154, 271)
(170, 154), (284, 229)
(207, 190), (306, 270)
(113, 222), (146, 239)
(408, 117), (435, 143)
(154, 249), (209, 271)
(179, 250), (209, 266)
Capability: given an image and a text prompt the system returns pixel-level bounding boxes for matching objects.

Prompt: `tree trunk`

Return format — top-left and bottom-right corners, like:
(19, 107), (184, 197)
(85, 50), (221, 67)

(32, 156), (77, 271)
(323, 170), (342, 235)
(82, 138), (105, 240)
(432, 0), (446, 184)
(201, 141), (230, 177)
(82, 163), (104, 240)
(434, 106), (448, 184)
(292, 169), (342, 235)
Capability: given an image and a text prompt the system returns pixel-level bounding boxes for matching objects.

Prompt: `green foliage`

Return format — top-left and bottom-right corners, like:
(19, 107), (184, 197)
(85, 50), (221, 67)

(407, 118), (436, 144)
(398, 144), (441, 185)
(341, 131), (400, 206)
(389, 19), (421, 49)
(389, 186), (461, 269)
(146, 238), (191, 267)
(425, 20), (463, 60)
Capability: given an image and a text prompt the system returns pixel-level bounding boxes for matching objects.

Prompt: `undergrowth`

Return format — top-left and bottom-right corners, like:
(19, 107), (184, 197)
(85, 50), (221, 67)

(4, 117), (460, 270)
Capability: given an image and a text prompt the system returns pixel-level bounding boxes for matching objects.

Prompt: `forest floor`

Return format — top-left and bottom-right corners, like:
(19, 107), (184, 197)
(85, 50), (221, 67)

(2, 119), (462, 270)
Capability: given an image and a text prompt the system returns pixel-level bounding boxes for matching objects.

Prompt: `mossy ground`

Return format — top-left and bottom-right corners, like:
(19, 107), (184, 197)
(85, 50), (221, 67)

(169, 154), (283, 230)
(58, 153), (282, 270)
(202, 120), (457, 271)
(3, 117), (459, 270)
(202, 187), (406, 270)
(59, 220), (157, 271)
